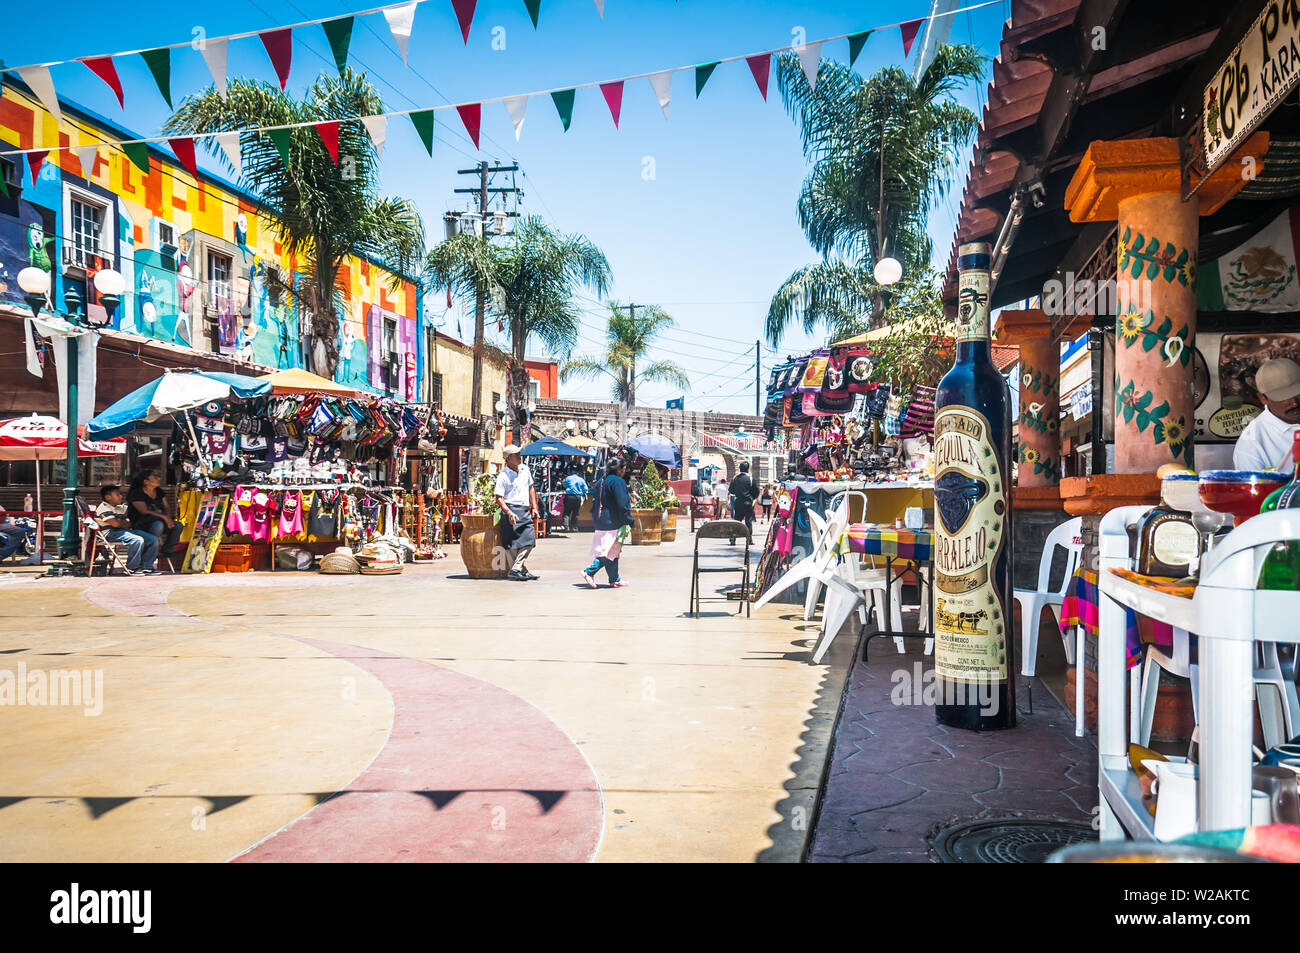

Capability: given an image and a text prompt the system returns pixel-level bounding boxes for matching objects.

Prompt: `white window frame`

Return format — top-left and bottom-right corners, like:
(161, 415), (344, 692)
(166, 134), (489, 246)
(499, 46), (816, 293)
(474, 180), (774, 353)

(62, 184), (113, 272)
(151, 217), (177, 252)
(207, 250), (232, 306)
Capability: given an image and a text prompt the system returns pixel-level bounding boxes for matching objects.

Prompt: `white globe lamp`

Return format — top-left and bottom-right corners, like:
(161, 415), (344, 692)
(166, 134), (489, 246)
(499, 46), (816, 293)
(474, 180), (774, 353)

(874, 257), (903, 286)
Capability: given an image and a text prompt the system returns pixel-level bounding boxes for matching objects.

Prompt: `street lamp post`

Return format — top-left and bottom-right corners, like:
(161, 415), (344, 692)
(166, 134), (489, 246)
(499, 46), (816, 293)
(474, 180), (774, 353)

(16, 266), (122, 568)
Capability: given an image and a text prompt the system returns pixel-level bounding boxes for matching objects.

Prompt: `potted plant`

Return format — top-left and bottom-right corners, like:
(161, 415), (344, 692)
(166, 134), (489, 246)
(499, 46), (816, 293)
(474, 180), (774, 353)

(461, 472), (508, 578)
(629, 462), (672, 545)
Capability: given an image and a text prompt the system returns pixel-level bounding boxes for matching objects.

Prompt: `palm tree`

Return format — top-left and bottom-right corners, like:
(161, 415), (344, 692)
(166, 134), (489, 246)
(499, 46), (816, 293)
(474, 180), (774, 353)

(163, 69), (426, 377)
(765, 44), (984, 345)
(561, 302), (690, 415)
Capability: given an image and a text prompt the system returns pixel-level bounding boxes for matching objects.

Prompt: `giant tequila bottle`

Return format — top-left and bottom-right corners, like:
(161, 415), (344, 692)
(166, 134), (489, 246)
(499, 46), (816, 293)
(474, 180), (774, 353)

(932, 242), (1016, 730)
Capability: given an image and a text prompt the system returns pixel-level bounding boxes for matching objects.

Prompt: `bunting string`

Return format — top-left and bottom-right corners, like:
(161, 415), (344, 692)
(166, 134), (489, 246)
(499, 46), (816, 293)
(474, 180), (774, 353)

(0, 0), (1000, 161)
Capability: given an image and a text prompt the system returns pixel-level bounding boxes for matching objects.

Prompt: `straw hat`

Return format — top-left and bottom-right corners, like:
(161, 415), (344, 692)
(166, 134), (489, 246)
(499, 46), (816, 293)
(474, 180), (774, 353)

(320, 547), (361, 574)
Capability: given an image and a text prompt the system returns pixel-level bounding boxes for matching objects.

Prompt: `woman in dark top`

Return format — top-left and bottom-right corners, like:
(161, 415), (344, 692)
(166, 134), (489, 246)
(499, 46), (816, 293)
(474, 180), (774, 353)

(581, 458), (633, 588)
(128, 469), (183, 553)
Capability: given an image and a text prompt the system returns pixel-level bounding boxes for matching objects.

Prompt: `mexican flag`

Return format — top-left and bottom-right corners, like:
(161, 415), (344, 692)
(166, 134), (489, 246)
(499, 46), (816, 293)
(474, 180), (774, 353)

(1198, 207), (1300, 312)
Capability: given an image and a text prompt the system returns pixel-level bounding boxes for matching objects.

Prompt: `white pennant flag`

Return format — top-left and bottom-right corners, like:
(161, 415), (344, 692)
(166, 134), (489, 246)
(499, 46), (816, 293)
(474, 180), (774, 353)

(17, 66), (62, 127)
(797, 41), (823, 91)
(648, 71), (672, 120)
(215, 132), (241, 172)
(503, 96), (527, 141)
(361, 115), (387, 157)
(201, 37), (229, 96)
(383, 2), (418, 65)
(593, 0), (605, 17)
(74, 143), (99, 177)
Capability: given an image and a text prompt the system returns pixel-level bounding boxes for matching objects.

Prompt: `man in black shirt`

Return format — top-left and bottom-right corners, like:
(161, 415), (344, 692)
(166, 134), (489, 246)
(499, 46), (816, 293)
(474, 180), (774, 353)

(729, 461), (756, 544)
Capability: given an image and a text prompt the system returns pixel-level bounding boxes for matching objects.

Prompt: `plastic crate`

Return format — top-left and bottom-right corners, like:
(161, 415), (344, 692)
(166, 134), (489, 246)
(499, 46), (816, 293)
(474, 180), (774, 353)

(211, 543), (270, 573)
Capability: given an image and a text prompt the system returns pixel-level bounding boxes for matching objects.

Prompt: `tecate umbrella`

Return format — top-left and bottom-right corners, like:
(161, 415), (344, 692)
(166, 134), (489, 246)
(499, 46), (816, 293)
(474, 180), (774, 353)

(86, 370), (271, 440)
(627, 433), (681, 468)
(0, 414), (125, 517)
(519, 435), (595, 459)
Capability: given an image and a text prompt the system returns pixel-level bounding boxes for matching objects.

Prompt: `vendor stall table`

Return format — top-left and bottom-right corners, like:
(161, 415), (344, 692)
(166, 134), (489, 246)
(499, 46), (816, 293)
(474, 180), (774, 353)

(833, 522), (934, 659)
(1096, 506), (1300, 840)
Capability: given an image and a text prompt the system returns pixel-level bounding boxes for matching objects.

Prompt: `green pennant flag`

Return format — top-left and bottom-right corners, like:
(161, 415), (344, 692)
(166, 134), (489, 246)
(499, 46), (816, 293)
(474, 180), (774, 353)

(322, 16), (354, 74)
(695, 62), (719, 98)
(141, 48), (172, 108)
(524, 0), (541, 28)
(268, 128), (292, 166)
(409, 110), (434, 156)
(551, 89), (575, 132)
(122, 141), (151, 174)
(848, 30), (873, 67)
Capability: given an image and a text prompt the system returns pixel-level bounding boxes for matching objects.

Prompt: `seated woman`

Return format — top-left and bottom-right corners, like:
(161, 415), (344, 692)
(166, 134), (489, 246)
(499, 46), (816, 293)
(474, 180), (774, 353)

(127, 470), (183, 555)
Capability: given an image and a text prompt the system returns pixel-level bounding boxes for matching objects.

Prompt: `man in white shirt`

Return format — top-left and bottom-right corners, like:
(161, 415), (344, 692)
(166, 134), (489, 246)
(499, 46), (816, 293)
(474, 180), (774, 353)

(494, 445), (540, 581)
(714, 478), (730, 519)
(1234, 358), (1300, 474)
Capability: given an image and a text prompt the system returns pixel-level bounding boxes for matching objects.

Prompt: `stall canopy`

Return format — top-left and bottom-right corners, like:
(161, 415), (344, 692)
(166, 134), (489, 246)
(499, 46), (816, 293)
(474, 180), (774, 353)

(520, 435), (594, 459)
(567, 435), (608, 449)
(628, 434), (681, 468)
(0, 415), (125, 515)
(86, 371), (272, 439)
(259, 367), (358, 397)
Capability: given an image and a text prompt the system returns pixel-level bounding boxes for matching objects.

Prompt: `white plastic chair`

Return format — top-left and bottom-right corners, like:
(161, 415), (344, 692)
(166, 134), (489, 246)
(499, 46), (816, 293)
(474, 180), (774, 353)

(804, 500), (854, 620)
(1013, 516), (1084, 677)
(752, 509), (831, 613)
(1138, 627), (1199, 748)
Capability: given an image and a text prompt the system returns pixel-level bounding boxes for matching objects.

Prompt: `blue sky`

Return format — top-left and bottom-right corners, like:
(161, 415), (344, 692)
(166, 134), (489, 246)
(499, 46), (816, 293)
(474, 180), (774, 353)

(3, 0), (1007, 415)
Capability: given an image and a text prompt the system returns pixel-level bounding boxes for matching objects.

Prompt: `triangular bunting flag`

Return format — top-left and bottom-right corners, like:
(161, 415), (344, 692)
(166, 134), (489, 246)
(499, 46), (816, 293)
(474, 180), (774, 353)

(121, 141), (151, 174)
(409, 110), (434, 156)
(169, 137), (200, 180)
(900, 18), (923, 57)
(593, 0), (604, 16)
(451, 0), (477, 44)
(551, 90), (575, 132)
(695, 62), (718, 98)
(746, 53), (770, 101)
(322, 16), (353, 74)
(215, 132), (241, 173)
(797, 41), (823, 91)
(201, 37), (229, 95)
(524, 0), (541, 28)
(141, 48), (172, 108)
(315, 121), (340, 165)
(504, 96), (527, 141)
(73, 144), (98, 178)
(361, 115), (386, 157)
(847, 30), (873, 67)
(26, 151), (49, 185)
(600, 81), (623, 128)
(267, 128), (292, 166)
(82, 57), (124, 108)
(16, 67), (62, 127)
(458, 104), (482, 149)
(648, 71), (671, 119)
(383, 2), (418, 64)
(259, 28), (293, 90)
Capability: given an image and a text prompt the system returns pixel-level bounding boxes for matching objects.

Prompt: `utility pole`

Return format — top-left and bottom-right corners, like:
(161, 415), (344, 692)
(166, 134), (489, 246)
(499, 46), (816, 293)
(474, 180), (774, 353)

(755, 340), (761, 417)
(451, 161), (520, 471)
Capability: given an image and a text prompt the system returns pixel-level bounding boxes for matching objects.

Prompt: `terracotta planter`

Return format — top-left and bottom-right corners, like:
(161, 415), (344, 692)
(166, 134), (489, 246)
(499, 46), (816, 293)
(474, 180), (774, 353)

(630, 508), (663, 546)
(662, 507), (679, 542)
(460, 512), (509, 578)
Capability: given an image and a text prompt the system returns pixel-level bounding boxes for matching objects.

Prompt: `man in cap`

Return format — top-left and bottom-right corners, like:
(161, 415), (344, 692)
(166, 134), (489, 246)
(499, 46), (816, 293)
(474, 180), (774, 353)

(1235, 358), (1300, 473)
(494, 445), (540, 581)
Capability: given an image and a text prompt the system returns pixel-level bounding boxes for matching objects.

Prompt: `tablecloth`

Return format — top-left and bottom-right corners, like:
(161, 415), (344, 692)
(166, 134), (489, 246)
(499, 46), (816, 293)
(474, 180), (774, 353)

(833, 523), (933, 561)
(1059, 567), (1175, 669)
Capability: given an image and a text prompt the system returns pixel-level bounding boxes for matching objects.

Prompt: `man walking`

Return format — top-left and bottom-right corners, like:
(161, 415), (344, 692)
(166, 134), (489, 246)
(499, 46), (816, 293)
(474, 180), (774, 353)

(494, 445), (540, 581)
(95, 485), (160, 574)
(729, 461), (756, 543)
(561, 467), (589, 532)
(583, 457), (633, 588)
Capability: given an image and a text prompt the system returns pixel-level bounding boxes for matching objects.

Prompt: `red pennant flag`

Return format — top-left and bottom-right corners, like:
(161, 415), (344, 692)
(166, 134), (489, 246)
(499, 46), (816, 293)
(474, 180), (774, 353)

(27, 150), (49, 185)
(746, 53), (771, 101)
(899, 18), (923, 57)
(315, 121), (340, 164)
(600, 81), (624, 128)
(260, 28), (293, 90)
(168, 137), (200, 180)
(451, 0), (477, 44)
(457, 103), (481, 149)
(81, 57), (124, 108)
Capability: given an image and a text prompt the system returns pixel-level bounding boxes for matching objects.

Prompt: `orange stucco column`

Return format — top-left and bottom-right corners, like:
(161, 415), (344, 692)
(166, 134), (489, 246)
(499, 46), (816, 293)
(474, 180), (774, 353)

(1016, 336), (1061, 485)
(1064, 133), (1269, 474)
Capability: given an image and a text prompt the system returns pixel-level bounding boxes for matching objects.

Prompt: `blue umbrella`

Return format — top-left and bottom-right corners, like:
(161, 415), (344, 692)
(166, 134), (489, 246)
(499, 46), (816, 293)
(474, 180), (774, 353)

(628, 434), (681, 468)
(86, 370), (272, 439)
(519, 435), (594, 459)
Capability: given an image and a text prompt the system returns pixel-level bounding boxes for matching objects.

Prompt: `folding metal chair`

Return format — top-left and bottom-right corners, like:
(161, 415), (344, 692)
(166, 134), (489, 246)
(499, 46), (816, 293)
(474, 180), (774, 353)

(689, 519), (752, 617)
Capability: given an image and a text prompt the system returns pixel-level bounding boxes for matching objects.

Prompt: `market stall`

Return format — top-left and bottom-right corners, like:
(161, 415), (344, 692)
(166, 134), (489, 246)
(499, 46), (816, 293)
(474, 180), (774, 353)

(520, 435), (595, 535)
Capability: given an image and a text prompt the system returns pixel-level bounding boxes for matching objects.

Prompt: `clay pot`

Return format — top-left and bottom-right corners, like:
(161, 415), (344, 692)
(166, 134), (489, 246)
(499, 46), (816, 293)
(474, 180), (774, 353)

(662, 507), (678, 542)
(460, 512), (509, 578)
(630, 508), (663, 546)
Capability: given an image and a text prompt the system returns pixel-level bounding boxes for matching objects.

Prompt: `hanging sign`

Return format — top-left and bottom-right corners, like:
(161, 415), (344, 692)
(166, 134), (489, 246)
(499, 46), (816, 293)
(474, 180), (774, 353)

(1203, 1), (1300, 173)
(406, 351), (416, 401)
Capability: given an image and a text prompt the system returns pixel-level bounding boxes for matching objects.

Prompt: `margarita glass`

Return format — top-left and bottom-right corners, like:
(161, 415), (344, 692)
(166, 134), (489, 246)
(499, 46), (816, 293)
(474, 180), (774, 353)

(1198, 470), (1287, 528)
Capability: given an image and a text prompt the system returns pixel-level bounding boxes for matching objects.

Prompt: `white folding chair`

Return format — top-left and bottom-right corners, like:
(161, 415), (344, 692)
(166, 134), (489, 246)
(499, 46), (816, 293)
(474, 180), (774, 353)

(753, 509), (833, 613)
(1013, 516), (1083, 677)
(804, 502), (853, 620)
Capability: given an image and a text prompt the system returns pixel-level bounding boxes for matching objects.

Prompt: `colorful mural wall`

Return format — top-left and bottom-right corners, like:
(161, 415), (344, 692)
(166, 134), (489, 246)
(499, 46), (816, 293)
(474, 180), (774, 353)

(0, 83), (421, 397)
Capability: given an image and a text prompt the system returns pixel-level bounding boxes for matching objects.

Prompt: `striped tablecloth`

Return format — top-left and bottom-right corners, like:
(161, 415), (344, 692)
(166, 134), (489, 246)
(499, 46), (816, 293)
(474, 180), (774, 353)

(1059, 567), (1175, 669)
(833, 523), (933, 561)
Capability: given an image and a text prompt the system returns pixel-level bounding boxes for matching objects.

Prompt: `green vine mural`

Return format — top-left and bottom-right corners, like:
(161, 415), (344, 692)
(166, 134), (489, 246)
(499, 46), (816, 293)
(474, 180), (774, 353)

(1116, 378), (1191, 462)
(1117, 308), (1192, 367)
(1118, 227), (1196, 287)
(1020, 445), (1059, 481)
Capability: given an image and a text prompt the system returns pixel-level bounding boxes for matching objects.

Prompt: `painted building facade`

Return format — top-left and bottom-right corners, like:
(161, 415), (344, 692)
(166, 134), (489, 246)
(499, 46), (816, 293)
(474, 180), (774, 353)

(0, 79), (421, 397)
